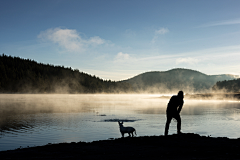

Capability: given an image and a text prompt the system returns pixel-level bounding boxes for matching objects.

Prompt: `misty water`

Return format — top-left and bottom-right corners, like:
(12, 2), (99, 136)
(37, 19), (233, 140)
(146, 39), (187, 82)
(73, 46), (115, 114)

(1, 94), (240, 151)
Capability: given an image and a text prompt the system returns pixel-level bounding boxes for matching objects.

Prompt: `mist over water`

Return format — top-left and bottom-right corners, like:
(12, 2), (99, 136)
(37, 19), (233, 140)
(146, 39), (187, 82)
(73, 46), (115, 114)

(1, 94), (240, 151)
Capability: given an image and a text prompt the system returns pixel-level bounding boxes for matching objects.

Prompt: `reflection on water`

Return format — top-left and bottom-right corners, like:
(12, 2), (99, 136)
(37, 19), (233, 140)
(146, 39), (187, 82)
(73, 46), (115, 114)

(0, 94), (240, 151)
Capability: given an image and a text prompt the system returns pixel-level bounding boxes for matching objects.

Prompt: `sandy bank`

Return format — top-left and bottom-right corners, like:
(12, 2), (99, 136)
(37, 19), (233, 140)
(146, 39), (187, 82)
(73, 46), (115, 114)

(1, 133), (240, 160)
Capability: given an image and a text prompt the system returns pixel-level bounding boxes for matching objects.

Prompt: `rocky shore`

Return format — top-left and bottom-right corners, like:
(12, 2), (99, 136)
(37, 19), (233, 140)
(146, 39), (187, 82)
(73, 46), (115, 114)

(1, 133), (240, 160)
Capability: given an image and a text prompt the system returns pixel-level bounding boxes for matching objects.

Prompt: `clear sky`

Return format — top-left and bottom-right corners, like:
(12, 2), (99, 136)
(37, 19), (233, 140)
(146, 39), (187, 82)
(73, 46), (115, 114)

(1, 0), (240, 80)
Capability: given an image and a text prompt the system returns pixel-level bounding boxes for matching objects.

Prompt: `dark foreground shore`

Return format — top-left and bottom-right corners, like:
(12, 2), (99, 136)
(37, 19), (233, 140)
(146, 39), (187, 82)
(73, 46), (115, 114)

(1, 133), (240, 160)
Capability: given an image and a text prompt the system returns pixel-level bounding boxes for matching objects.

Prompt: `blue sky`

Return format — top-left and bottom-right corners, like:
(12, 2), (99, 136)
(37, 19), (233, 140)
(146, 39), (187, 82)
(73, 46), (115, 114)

(1, 0), (240, 80)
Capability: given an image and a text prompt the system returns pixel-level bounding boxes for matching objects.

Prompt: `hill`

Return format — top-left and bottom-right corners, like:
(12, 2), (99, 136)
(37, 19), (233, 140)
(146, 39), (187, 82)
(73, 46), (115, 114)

(123, 69), (237, 93)
(1, 54), (238, 94)
(0, 54), (131, 93)
(212, 78), (240, 93)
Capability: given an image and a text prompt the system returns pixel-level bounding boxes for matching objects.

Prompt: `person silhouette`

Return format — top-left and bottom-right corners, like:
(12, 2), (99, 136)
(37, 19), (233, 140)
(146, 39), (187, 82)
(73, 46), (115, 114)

(164, 91), (184, 136)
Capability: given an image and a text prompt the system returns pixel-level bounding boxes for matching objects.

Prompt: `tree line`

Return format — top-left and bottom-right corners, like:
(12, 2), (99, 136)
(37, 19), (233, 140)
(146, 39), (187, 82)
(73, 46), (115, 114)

(0, 54), (132, 93)
(212, 78), (240, 93)
(1, 54), (239, 94)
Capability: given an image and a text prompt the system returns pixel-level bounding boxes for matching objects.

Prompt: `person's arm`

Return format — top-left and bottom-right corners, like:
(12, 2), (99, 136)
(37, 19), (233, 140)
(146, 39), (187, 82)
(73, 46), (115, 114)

(177, 101), (184, 114)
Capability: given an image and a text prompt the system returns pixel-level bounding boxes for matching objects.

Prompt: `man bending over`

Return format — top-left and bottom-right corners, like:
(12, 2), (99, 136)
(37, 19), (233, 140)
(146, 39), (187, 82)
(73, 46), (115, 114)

(164, 91), (184, 136)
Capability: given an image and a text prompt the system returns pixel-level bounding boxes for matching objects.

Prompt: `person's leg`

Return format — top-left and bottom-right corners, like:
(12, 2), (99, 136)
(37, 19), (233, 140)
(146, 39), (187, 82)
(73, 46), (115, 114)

(174, 114), (181, 134)
(164, 114), (172, 136)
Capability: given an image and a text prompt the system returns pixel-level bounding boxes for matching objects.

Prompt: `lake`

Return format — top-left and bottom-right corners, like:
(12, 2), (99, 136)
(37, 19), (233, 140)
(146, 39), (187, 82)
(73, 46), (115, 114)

(0, 94), (240, 151)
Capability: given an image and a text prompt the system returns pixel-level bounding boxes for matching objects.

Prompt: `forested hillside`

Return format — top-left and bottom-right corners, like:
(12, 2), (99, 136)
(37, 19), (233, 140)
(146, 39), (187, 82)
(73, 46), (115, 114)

(1, 54), (238, 94)
(212, 79), (240, 93)
(124, 69), (237, 93)
(0, 54), (131, 93)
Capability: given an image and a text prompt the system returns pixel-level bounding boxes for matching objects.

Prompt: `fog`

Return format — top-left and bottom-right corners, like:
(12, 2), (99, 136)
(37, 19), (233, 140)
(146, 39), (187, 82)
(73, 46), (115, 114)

(1, 94), (239, 130)
(1, 94), (240, 151)
(1, 93), (239, 116)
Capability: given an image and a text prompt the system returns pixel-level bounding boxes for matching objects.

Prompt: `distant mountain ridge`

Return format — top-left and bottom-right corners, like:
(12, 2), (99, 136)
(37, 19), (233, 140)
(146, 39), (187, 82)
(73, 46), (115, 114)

(0, 54), (238, 93)
(123, 69), (238, 93)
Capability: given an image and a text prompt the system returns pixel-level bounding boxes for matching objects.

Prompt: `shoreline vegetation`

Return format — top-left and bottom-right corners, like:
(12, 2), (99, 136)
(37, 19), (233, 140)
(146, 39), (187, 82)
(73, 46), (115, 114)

(0, 92), (240, 101)
(159, 93), (240, 100)
(1, 133), (240, 159)
(185, 93), (240, 100)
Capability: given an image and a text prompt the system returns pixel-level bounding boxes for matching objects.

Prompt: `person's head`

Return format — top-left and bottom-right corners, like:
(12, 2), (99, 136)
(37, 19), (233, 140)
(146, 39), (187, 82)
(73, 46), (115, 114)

(177, 91), (184, 99)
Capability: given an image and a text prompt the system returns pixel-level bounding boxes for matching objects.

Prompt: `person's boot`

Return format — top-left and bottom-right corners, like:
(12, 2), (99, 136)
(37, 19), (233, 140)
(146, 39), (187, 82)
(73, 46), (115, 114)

(164, 131), (168, 136)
